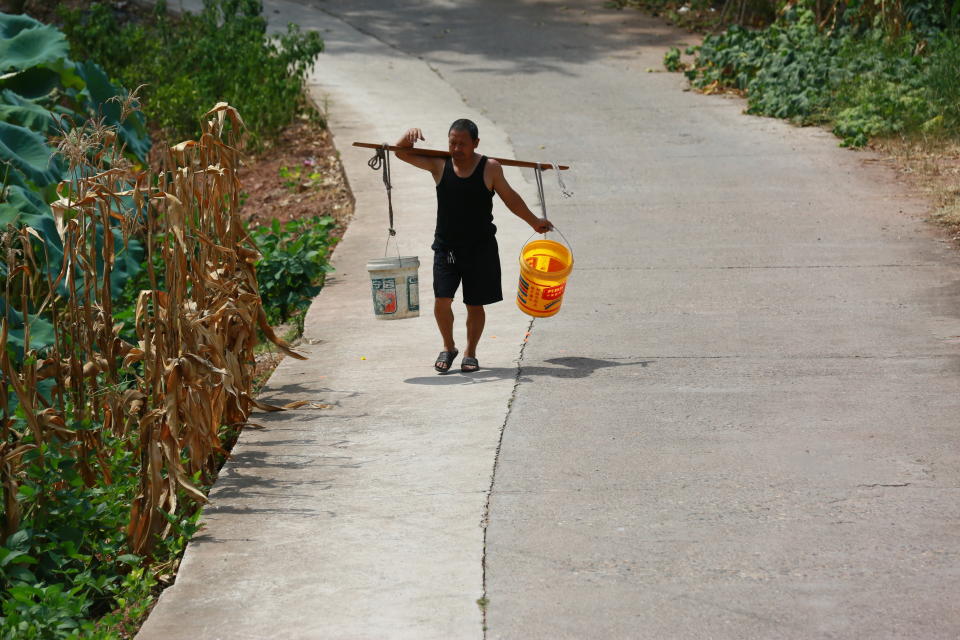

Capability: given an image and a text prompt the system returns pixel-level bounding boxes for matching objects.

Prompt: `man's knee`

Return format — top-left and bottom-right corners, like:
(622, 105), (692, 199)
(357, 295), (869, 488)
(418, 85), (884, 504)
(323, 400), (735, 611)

(464, 304), (485, 315)
(435, 297), (454, 309)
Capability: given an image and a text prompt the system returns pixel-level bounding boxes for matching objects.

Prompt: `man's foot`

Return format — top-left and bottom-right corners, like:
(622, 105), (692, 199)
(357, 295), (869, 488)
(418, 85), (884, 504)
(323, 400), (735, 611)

(461, 356), (480, 373)
(435, 349), (459, 373)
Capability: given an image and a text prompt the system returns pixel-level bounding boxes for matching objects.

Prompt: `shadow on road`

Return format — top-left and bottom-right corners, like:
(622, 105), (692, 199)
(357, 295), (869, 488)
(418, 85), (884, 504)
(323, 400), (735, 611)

(315, 0), (691, 78)
(403, 356), (655, 385)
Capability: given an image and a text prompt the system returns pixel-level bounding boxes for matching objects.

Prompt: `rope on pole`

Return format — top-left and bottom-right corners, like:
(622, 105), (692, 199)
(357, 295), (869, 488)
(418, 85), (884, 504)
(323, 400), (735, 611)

(367, 143), (396, 237)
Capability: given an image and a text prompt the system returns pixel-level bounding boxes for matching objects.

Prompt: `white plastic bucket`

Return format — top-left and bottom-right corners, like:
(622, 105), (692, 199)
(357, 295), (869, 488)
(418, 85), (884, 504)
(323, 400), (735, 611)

(367, 256), (420, 320)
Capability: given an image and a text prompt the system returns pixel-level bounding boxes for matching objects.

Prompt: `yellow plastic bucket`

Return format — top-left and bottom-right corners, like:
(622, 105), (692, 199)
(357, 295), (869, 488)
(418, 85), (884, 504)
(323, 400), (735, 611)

(516, 237), (573, 318)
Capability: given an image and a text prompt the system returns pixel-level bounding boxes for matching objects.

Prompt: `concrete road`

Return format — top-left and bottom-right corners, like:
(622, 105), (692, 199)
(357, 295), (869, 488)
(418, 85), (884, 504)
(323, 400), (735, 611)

(140, 1), (960, 638)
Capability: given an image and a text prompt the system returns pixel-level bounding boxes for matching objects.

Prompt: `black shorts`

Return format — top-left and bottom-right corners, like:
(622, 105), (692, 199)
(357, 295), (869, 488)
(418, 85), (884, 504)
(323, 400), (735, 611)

(433, 239), (503, 306)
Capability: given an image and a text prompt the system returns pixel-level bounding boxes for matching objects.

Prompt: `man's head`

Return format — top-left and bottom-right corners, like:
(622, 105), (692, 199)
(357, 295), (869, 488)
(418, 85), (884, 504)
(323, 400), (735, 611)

(448, 119), (479, 161)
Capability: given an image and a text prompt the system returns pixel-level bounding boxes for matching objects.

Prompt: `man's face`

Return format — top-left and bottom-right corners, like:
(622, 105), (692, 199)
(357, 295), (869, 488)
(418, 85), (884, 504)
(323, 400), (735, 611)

(448, 128), (478, 161)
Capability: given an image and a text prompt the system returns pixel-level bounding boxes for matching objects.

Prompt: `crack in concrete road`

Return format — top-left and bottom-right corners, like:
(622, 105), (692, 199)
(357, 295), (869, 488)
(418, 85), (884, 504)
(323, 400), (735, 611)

(479, 316), (535, 638)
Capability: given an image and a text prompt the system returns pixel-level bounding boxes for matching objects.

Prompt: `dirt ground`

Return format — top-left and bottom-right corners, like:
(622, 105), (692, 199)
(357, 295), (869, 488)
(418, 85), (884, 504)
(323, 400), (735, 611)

(869, 137), (960, 240)
(237, 116), (354, 233)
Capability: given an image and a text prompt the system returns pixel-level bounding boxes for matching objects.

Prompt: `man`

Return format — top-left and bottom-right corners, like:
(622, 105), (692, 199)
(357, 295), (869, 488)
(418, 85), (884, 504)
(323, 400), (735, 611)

(395, 119), (553, 373)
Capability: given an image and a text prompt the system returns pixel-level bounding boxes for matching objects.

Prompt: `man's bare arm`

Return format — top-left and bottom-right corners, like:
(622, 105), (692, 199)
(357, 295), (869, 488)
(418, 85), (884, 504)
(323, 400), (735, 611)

(489, 160), (553, 233)
(394, 128), (444, 181)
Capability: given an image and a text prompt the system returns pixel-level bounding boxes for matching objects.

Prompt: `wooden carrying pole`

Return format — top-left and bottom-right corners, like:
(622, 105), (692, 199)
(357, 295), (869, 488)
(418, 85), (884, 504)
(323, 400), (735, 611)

(353, 142), (569, 170)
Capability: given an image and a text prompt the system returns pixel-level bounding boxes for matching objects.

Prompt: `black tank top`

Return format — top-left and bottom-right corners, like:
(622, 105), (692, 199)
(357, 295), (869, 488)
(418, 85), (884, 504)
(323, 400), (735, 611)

(434, 155), (496, 250)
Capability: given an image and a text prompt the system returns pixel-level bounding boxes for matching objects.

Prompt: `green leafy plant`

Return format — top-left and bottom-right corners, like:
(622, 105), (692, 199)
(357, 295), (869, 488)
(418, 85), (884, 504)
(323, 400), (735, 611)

(663, 46), (684, 71)
(279, 163), (323, 192)
(678, 4), (960, 146)
(250, 216), (336, 324)
(0, 436), (143, 640)
(59, 0), (325, 149)
(922, 32), (960, 131)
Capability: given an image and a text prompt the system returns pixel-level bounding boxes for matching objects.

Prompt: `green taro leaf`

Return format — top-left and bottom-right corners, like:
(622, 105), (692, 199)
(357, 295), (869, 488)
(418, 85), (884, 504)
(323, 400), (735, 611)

(0, 65), (61, 99)
(0, 158), (30, 189)
(0, 182), (48, 217)
(0, 13), (69, 72)
(0, 120), (64, 187)
(0, 89), (56, 133)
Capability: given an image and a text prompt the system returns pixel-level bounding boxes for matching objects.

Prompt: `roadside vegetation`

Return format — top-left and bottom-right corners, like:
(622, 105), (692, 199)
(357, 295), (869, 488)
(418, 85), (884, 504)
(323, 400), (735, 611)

(0, 2), (343, 636)
(656, 1), (960, 147)
(615, 0), (960, 235)
(58, 0), (324, 150)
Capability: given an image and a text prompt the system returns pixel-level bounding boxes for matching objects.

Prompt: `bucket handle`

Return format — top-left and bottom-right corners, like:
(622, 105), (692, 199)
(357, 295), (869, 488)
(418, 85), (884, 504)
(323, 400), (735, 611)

(383, 228), (402, 261)
(528, 163), (572, 258)
(519, 225), (573, 261)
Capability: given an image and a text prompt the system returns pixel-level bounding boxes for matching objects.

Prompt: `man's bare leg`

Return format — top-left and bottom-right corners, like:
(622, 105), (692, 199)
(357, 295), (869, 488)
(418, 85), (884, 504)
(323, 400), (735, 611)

(434, 297), (457, 371)
(464, 304), (485, 361)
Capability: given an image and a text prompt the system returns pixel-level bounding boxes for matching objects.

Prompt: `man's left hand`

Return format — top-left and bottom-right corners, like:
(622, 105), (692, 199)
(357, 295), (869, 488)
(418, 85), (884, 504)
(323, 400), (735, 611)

(532, 218), (554, 234)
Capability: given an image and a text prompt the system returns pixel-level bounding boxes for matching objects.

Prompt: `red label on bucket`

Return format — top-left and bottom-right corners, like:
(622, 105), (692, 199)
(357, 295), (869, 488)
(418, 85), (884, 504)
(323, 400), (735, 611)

(372, 277), (397, 314)
(542, 283), (566, 300)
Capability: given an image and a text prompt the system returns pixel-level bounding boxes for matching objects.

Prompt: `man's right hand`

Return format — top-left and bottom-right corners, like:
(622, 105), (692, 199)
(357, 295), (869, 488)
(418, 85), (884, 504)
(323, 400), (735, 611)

(398, 128), (425, 147)
(394, 128), (442, 181)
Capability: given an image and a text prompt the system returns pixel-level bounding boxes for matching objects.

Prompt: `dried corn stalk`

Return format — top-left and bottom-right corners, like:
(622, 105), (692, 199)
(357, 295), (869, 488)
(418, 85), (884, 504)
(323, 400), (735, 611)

(0, 103), (306, 554)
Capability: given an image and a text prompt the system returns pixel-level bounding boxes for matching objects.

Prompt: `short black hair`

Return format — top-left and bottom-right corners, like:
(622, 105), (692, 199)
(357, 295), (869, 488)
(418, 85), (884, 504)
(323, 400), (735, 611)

(449, 118), (479, 141)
